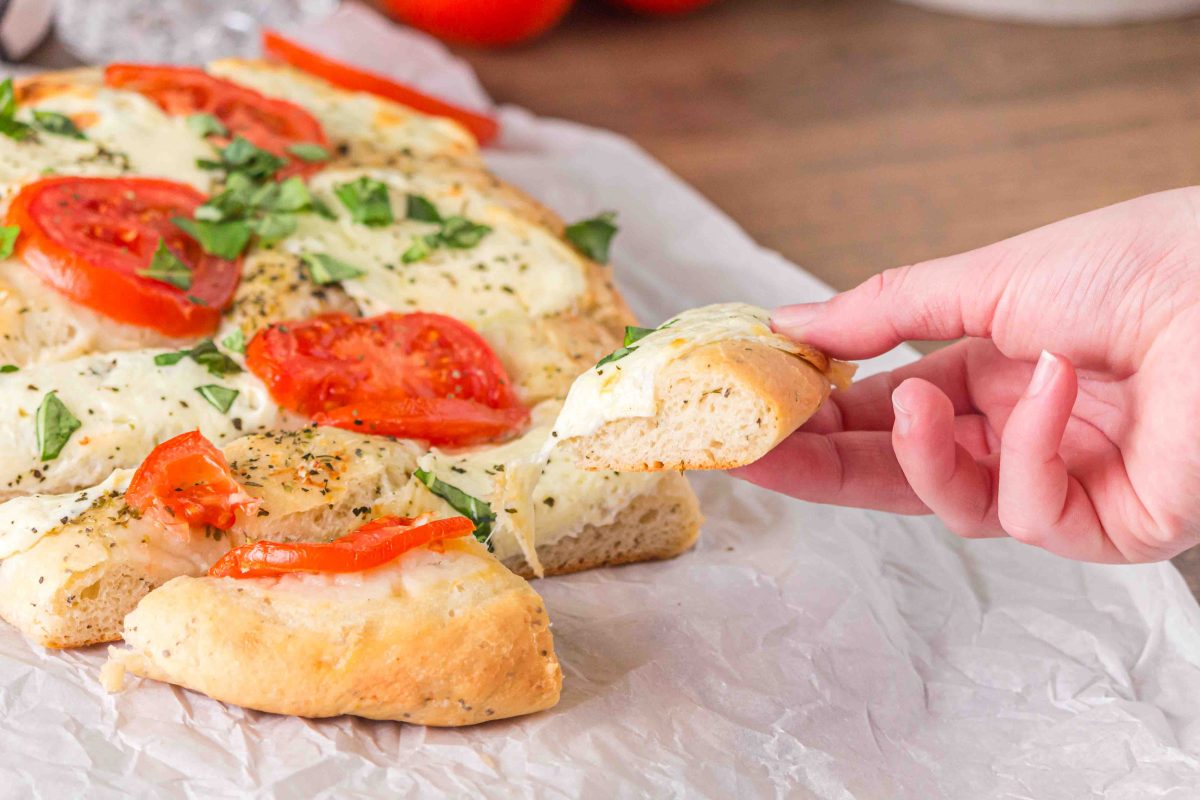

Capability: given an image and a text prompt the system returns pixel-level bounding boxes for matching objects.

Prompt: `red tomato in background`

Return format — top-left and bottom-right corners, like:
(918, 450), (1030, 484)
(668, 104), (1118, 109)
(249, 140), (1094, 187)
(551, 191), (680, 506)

(611, 0), (714, 14)
(378, 0), (574, 47)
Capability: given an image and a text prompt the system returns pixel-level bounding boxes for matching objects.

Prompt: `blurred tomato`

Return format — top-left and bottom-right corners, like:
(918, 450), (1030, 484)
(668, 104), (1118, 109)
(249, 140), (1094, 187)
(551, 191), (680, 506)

(611, 0), (714, 13)
(378, 0), (574, 46)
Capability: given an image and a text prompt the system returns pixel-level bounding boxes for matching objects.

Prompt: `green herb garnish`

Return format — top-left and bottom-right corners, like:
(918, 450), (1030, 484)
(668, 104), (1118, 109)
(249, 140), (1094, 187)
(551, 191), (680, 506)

(186, 113), (229, 138)
(0, 78), (33, 141)
(138, 240), (193, 291)
(287, 142), (331, 162)
(565, 212), (618, 263)
(302, 252), (365, 285)
(197, 136), (287, 182)
(334, 176), (393, 227)
(405, 194), (442, 223)
(414, 468), (495, 549)
(402, 236), (433, 264)
(438, 216), (491, 249)
(172, 217), (252, 260)
(595, 323), (662, 367)
(196, 384), (239, 414)
(220, 328), (246, 355)
(399, 195), (491, 263)
(0, 225), (18, 260)
(36, 392), (81, 461)
(32, 111), (85, 140)
(0, 364), (18, 373)
(155, 339), (242, 377)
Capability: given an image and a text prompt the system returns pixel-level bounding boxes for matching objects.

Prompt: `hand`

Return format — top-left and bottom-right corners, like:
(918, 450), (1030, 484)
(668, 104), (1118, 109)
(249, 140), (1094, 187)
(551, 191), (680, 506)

(733, 188), (1200, 563)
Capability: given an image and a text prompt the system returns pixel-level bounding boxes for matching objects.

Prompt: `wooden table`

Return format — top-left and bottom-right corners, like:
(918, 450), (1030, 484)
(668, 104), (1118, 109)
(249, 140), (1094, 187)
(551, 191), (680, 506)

(27, 0), (1200, 593)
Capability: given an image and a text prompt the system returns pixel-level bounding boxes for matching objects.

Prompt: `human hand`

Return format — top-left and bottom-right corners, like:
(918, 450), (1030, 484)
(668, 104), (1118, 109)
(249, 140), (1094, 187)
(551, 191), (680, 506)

(732, 188), (1200, 563)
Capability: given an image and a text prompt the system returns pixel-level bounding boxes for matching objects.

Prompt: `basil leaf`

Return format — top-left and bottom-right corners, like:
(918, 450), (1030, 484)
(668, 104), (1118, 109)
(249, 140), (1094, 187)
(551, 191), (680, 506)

(249, 212), (297, 245)
(272, 176), (316, 213)
(623, 325), (656, 347)
(405, 194), (442, 223)
(437, 216), (491, 249)
(32, 111), (85, 140)
(413, 468), (495, 549)
(302, 252), (365, 285)
(0, 78), (33, 141)
(173, 216), (252, 260)
(196, 384), (239, 414)
(221, 328), (246, 355)
(287, 142), (331, 162)
(565, 211), (618, 263)
(333, 176), (393, 227)
(595, 346), (637, 368)
(156, 340), (242, 377)
(186, 113), (228, 138)
(200, 136), (286, 181)
(0, 225), (18, 260)
(36, 392), (82, 461)
(402, 235), (433, 264)
(139, 240), (193, 291)
(0, 364), (18, 373)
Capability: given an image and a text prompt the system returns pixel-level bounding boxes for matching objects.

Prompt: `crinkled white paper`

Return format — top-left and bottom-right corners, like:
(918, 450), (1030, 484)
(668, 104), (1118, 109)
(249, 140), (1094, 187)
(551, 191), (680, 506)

(4, 6), (1200, 797)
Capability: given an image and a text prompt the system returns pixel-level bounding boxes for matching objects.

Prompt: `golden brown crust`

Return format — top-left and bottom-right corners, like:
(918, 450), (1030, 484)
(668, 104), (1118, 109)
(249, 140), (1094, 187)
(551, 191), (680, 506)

(559, 340), (832, 472)
(109, 539), (562, 726)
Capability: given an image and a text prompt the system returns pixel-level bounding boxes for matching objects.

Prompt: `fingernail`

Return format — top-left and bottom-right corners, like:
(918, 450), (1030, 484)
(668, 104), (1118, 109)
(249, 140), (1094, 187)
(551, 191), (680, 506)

(1027, 350), (1058, 398)
(892, 390), (912, 436)
(771, 303), (822, 332)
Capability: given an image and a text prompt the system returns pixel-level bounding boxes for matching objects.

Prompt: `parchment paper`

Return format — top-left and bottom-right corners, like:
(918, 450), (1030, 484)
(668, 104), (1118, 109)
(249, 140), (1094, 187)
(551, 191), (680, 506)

(3, 5), (1200, 798)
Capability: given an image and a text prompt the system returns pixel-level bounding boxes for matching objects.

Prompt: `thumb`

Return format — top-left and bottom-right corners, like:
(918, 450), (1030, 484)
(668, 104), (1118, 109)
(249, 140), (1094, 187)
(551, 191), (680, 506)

(773, 247), (1010, 360)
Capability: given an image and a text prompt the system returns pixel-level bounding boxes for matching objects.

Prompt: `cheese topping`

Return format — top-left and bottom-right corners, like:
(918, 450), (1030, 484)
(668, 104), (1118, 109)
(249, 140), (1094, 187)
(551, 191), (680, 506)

(0, 87), (214, 194)
(548, 302), (803, 448)
(0, 349), (283, 496)
(207, 60), (479, 166)
(418, 401), (663, 565)
(281, 168), (589, 325)
(0, 467), (131, 560)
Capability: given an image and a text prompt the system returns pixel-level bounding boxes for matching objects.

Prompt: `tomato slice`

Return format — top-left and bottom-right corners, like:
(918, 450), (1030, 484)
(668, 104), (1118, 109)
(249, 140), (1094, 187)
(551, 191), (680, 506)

(246, 312), (529, 445)
(126, 430), (259, 533)
(208, 514), (475, 578)
(313, 398), (532, 447)
(104, 63), (329, 179)
(4, 177), (240, 337)
(261, 30), (499, 146)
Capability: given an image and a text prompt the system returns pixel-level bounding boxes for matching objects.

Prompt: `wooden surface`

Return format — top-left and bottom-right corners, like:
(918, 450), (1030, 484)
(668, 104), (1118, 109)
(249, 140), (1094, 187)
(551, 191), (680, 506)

(28, 0), (1200, 593)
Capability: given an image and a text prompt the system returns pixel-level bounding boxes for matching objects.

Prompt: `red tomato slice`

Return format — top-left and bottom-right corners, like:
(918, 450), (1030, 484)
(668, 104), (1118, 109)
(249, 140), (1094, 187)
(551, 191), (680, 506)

(313, 398), (532, 447)
(261, 30), (499, 146)
(367, 1), (571, 49)
(207, 514), (475, 578)
(245, 312), (528, 445)
(4, 177), (240, 337)
(104, 63), (329, 179)
(126, 430), (259, 533)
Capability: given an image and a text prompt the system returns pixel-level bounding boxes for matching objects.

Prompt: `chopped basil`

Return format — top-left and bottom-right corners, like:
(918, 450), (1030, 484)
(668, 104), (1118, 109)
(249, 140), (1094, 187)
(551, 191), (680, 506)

(0, 225), (18, 259)
(405, 194), (442, 223)
(186, 113), (228, 138)
(402, 235), (434, 264)
(35, 392), (82, 461)
(272, 176), (318, 213)
(287, 142), (331, 162)
(595, 323), (665, 367)
(221, 328), (246, 355)
(249, 212), (297, 245)
(32, 111), (85, 140)
(334, 176), (393, 227)
(0, 79), (32, 141)
(196, 384), (239, 414)
(0, 364), (17, 373)
(172, 216), (252, 260)
(302, 252), (365, 285)
(565, 212), (618, 263)
(138, 240), (193, 291)
(198, 136), (286, 182)
(413, 468), (495, 549)
(438, 216), (491, 249)
(155, 339), (242, 377)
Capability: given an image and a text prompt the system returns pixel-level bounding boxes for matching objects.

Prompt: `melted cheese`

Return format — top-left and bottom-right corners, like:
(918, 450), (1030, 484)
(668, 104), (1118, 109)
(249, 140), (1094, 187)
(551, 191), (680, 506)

(280, 168), (588, 325)
(418, 402), (663, 565)
(0, 349), (283, 496)
(0, 86), (214, 194)
(548, 303), (803, 448)
(207, 60), (479, 166)
(0, 468), (131, 560)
